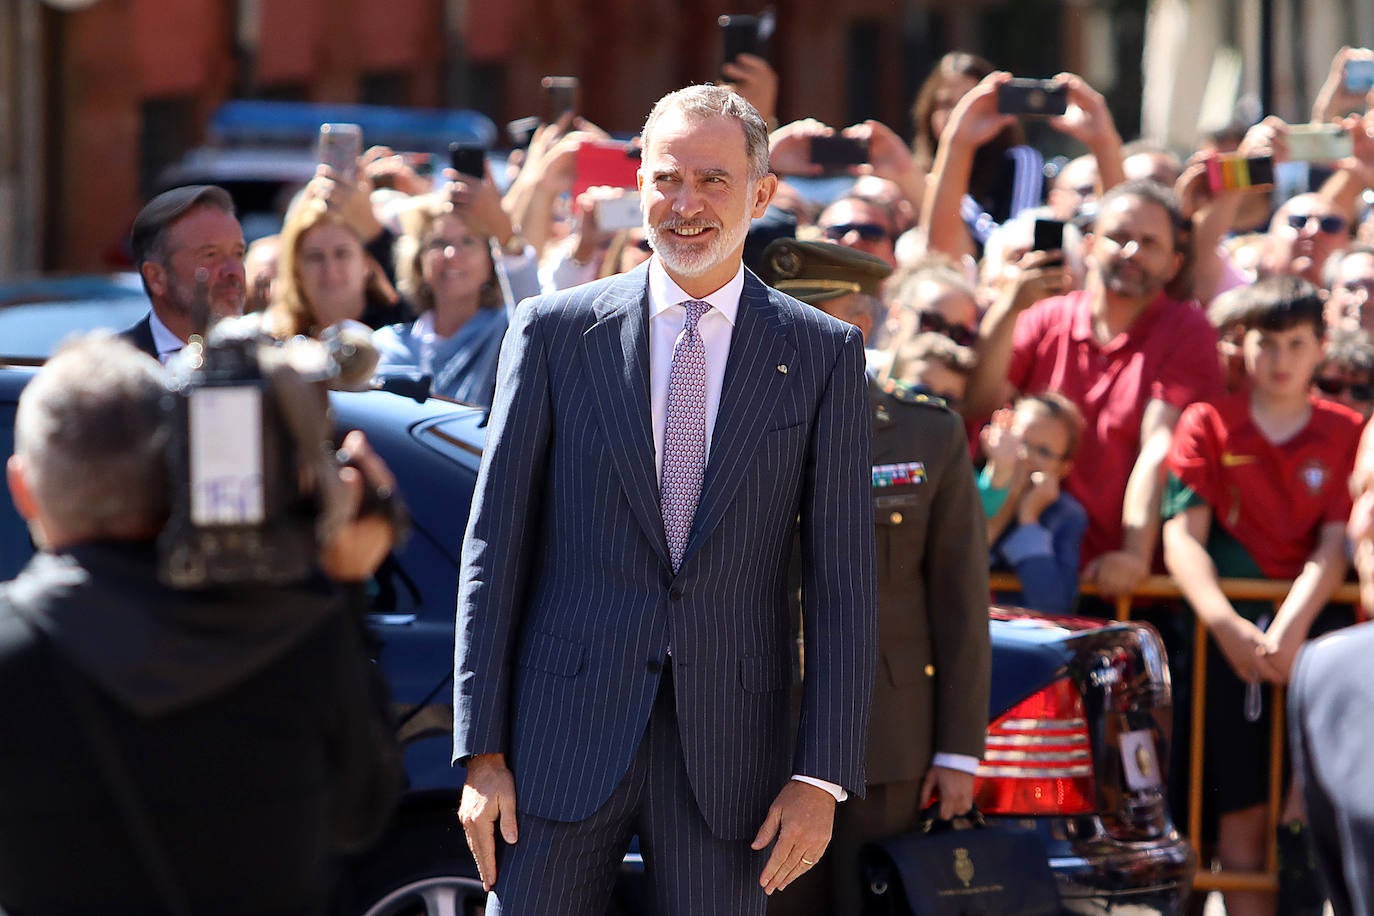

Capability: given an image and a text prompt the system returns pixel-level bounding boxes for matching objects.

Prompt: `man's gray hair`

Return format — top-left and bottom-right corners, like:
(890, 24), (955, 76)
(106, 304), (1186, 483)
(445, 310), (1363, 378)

(15, 333), (170, 539)
(641, 84), (771, 182)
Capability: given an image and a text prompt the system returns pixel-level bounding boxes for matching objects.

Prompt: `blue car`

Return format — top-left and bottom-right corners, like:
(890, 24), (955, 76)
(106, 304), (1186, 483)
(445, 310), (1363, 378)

(0, 288), (1195, 914)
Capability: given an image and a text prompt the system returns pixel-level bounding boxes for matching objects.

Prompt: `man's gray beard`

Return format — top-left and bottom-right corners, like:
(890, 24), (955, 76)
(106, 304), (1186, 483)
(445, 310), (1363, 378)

(647, 213), (752, 279)
(165, 274), (246, 319)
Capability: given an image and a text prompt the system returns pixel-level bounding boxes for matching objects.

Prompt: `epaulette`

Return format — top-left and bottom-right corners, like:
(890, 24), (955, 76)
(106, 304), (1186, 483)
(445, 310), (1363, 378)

(882, 378), (951, 410)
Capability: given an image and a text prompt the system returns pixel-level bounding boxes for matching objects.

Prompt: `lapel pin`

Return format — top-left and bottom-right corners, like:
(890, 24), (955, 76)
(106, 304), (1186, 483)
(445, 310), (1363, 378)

(777, 364), (788, 375)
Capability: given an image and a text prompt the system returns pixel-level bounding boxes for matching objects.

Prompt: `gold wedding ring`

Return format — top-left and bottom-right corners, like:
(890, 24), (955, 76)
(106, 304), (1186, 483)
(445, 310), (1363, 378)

(800, 857), (815, 865)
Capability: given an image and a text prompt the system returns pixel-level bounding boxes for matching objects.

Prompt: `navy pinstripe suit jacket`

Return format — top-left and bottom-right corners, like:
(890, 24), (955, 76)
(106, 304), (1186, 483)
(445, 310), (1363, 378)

(453, 261), (878, 840)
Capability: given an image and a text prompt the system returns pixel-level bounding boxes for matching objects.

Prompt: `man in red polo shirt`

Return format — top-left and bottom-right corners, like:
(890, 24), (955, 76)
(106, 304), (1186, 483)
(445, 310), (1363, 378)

(965, 179), (1223, 596)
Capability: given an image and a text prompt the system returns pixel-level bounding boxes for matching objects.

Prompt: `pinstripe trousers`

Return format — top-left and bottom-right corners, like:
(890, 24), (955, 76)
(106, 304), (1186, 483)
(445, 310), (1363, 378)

(487, 662), (770, 916)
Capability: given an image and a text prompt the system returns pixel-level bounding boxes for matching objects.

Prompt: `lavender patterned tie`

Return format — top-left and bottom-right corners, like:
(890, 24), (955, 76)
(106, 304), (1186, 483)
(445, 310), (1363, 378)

(661, 299), (711, 572)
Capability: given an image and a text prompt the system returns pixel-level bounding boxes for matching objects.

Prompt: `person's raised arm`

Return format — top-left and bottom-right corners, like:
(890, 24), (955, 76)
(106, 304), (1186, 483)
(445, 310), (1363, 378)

(920, 72), (1015, 262)
(1311, 47), (1374, 123)
(1318, 98), (1374, 223)
(963, 249), (1067, 420)
(722, 53), (778, 129)
(1049, 73), (1125, 193)
(1087, 398), (1179, 597)
(843, 119), (928, 214)
(768, 118), (833, 178)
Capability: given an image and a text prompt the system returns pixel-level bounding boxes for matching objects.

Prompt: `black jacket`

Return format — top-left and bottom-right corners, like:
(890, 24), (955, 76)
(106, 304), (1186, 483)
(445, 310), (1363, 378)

(0, 543), (402, 915)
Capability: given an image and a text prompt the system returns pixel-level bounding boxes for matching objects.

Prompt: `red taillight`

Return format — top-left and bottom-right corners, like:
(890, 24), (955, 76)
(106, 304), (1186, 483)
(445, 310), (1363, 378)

(974, 677), (1096, 816)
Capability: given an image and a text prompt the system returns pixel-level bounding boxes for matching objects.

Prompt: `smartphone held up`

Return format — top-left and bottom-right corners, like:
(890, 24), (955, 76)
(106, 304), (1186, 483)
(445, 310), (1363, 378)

(996, 79), (1069, 117)
(317, 123), (363, 184)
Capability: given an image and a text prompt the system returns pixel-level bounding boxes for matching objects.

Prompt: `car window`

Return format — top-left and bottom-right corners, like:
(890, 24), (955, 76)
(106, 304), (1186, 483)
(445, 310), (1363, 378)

(0, 300), (150, 361)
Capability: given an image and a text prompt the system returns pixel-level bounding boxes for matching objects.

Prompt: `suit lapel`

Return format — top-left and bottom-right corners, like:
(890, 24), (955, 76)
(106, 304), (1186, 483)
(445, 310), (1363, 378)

(684, 272), (797, 564)
(582, 266), (672, 570)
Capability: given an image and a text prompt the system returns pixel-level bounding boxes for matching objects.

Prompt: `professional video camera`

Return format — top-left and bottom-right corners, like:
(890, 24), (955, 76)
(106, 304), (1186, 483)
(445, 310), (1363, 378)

(158, 275), (405, 589)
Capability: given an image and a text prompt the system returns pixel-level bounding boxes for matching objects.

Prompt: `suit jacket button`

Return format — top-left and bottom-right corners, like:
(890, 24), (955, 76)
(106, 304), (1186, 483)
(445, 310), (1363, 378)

(669, 586), (683, 600)
(646, 659), (663, 674)
(889, 511), (904, 525)
(924, 664), (936, 677)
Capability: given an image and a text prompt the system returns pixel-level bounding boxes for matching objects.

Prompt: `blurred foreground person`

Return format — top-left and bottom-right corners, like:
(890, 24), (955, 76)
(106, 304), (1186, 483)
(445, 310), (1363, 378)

(0, 335), (402, 915)
(1290, 415), (1374, 916)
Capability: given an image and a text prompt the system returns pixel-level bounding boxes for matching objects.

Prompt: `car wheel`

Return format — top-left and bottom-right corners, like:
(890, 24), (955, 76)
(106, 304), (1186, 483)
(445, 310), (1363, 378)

(360, 874), (487, 916)
(352, 810), (488, 916)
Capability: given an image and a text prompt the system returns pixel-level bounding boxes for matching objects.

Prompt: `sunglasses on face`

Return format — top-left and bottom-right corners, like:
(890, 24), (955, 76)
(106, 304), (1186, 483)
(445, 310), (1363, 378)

(1315, 376), (1374, 402)
(822, 222), (889, 243)
(1285, 213), (1348, 235)
(916, 310), (977, 347)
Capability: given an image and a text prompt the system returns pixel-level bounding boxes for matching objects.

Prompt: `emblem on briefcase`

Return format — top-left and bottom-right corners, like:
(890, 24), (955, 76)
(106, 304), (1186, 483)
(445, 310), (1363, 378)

(954, 848), (974, 888)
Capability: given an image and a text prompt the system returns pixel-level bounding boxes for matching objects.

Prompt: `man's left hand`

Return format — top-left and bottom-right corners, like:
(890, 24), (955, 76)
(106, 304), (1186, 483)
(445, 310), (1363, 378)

(920, 766), (976, 821)
(751, 780), (836, 895)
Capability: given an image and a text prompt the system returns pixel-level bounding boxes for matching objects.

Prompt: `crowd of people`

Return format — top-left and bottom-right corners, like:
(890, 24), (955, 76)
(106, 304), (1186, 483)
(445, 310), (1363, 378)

(4, 37), (1374, 916)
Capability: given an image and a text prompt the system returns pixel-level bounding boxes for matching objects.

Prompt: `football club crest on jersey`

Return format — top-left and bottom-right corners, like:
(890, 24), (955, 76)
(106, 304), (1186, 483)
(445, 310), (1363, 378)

(1300, 460), (1328, 494)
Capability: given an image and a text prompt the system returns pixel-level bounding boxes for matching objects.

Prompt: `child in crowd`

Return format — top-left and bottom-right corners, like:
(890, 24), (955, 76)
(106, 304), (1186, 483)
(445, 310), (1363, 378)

(979, 392), (1088, 614)
(1162, 276), (1363, 916)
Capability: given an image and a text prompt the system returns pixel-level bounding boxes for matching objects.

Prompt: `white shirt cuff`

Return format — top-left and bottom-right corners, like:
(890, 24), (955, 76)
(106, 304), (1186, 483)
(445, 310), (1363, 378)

(931, 752), (981, 775)
(791, 774), (848, 802)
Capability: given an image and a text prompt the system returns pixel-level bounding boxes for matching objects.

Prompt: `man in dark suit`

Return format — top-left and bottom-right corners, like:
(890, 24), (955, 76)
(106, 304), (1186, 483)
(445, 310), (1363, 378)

(120, 184), (247, 361)
(762, 241), (991, 915)
(1289, 420), (1374, 916)
(453, 85), (878, 916)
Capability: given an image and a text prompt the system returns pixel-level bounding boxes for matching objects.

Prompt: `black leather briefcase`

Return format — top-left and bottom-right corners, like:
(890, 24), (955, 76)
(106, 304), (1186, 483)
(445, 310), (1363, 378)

(859, 806), (1062, 916)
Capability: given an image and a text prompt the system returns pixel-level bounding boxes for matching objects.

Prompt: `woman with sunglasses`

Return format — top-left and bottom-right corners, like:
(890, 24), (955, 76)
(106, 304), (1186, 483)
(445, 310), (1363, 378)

(882, 261), (981, 351)
(1313, 328), (1374, 420)
(1259, 192), (1352, 288)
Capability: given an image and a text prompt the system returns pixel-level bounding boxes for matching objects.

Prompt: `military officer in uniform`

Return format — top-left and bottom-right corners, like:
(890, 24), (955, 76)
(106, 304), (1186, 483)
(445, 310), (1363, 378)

(761, 240), (992, 916)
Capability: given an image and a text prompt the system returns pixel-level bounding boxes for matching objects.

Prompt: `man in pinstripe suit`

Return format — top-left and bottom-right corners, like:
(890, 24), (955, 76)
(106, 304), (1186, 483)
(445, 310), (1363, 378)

(453, 85), (878, 915)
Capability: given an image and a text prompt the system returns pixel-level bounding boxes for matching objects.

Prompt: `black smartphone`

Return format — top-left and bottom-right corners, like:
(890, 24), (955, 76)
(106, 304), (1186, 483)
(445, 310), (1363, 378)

(719, 14), (760, 74)
(541, 76), (580, 123)
(448, 142), (487, 179)
(1032, 218), (1066, 252)
(997, 79), (1069, 117)
(809, 136), (870, 171)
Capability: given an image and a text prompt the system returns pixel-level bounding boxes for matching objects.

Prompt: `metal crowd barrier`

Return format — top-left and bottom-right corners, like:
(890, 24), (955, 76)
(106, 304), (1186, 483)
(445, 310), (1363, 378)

(988, 571), (1362, 897)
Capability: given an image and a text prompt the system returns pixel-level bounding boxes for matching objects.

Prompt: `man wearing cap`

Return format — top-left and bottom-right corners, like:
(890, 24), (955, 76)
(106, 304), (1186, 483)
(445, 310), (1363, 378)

(121, 185), (248, 362)
(762, 239), (991, 916)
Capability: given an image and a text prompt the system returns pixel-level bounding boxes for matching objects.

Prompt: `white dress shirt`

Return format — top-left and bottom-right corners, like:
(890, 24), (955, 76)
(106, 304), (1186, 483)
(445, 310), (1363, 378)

(646, 257), (847, 803)
(147, 310), (186, 364)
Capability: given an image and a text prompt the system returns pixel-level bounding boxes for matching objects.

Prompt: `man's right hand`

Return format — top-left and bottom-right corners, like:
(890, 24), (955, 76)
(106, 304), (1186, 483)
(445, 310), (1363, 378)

(458, 753), (519, 891)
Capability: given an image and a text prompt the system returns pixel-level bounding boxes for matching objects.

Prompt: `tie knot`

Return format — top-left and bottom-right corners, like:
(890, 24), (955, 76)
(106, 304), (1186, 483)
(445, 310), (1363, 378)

(682, 300), (710, 331)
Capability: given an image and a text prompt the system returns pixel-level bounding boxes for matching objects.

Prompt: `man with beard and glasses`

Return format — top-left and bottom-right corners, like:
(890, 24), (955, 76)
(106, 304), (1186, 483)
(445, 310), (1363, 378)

(964, 179), (1222, 600)
(453, 84), (877, 916)
(121, 185), (248, 363)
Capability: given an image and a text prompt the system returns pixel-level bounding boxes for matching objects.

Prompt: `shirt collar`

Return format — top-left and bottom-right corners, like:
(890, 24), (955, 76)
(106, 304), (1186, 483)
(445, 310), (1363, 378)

(648, 256), (743, 326)
(147, 309), (186, 357)
(1070, 289), (1172, 349)
(413, 310), (437, 344)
